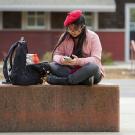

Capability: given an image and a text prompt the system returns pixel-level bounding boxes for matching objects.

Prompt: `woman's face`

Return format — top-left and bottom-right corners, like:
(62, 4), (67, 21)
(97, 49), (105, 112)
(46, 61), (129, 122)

(67, 24), (84, 37)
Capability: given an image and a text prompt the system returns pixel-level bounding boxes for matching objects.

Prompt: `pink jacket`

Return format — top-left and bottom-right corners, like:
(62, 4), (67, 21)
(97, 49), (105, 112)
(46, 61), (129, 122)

(53, 29), (104, 76)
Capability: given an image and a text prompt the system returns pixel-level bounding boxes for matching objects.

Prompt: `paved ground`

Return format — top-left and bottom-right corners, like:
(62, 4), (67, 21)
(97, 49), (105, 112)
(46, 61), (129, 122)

(101, 79), (135, 97)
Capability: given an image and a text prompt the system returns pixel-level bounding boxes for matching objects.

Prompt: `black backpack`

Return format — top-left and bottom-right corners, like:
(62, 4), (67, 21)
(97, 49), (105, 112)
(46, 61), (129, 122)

(3, 37), (49, 85)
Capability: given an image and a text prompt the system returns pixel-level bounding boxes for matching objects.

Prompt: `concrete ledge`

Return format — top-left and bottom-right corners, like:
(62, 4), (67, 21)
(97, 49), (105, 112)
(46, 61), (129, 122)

(0, 84), (119, 132)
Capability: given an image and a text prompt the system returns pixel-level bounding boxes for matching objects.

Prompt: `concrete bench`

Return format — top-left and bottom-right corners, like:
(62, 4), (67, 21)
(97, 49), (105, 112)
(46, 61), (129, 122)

(0, 83), (119, 132)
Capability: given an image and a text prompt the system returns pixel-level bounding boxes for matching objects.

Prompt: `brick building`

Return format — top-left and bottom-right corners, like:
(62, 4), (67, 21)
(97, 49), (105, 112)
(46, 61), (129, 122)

(0, 0), (134, 62)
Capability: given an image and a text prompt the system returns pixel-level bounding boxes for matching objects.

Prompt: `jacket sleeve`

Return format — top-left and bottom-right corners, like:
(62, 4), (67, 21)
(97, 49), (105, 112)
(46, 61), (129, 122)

(53, 54), (64, 64)
(53, 36), (65, 64)
(76, 33), (102, 66)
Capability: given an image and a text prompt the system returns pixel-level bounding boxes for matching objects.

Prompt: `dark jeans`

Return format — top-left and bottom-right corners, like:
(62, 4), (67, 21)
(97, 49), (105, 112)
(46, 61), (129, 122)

(49, 62), (102, 85)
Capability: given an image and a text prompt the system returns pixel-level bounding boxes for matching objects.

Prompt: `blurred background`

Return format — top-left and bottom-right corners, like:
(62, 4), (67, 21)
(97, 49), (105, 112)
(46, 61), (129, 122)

(0, 0), (134, 62)
(0, 0), (135, 79)
(0, 1), (135, 134)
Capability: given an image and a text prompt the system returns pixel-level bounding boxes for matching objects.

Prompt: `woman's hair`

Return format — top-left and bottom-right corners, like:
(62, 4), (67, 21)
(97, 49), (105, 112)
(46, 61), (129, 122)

(72, 26), (86, 58)
(52, 15), (86, 58)
(72, 15), (85, 26)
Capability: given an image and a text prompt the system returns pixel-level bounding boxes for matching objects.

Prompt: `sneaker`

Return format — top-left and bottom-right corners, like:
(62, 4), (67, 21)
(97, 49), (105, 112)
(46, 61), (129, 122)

(80, 76), (94, 86)
(88, 76), (94, 86)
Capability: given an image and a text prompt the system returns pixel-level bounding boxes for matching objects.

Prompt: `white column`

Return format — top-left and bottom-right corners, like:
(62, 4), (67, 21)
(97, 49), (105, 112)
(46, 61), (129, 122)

(45, 12), (51, 30)
(0, 12), (3, 30)
(125, 4), (130, 62)
(22, 12), (27, 30)
(93, 12), (98, 31)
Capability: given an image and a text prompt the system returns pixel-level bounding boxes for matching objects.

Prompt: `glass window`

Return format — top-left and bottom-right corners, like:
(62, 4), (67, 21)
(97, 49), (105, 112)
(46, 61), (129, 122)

(51, 12), (94, 30)
(26, 12), (45, 29)
(3, 12), (21, 29)
(98, 13), (117, 29)
(130, 8), (135, 31)
(84, 12), (94, 27)
(51, 12), (66, 29)
(37, 17), (44, 26)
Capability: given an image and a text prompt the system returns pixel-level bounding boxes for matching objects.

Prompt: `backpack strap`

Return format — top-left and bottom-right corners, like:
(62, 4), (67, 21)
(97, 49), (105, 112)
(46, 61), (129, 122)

(3, 42), (19, 83)
(9, 38), (28, 72)
(9, 42), (19, 72)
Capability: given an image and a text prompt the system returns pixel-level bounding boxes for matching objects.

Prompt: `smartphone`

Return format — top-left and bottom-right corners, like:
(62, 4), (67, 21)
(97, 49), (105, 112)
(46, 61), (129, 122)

(64, 56), (72, 62)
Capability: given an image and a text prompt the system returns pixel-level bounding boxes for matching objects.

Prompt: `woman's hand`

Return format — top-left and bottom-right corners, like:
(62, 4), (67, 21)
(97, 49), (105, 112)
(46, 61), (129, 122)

(61, 55), (78, 66)
(68, 55), (78, 65)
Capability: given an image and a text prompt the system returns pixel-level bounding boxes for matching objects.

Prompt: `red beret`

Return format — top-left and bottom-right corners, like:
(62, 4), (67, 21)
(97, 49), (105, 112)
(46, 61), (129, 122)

(64, 10), (82, 27)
